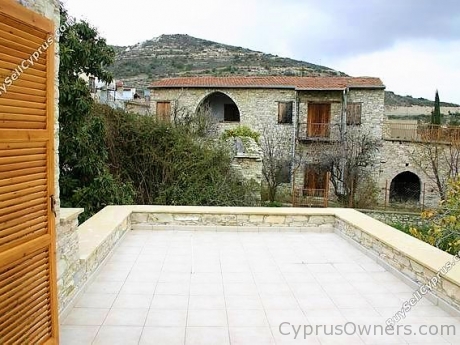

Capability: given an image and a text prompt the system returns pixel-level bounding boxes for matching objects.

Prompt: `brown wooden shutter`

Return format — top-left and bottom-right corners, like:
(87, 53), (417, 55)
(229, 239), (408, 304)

(0, 1), (58, 344)
(347, 103), (362, 125)
(156, 101), (171, 122)
(307, 103), (330, 137)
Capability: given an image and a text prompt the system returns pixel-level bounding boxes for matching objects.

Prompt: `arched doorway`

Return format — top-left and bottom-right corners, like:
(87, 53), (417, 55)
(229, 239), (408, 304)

(197, 92), (240, 122)
(390, 171), (421, 203)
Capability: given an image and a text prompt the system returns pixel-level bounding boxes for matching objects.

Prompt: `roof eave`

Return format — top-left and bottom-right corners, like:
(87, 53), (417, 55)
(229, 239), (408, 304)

(347, 85), (386, 90)
(295, 87), (346, 91)
(149, 85), (296, 90)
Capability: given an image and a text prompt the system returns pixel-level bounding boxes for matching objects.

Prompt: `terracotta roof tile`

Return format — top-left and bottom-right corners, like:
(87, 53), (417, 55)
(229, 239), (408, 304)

(150, 76), (385, 90)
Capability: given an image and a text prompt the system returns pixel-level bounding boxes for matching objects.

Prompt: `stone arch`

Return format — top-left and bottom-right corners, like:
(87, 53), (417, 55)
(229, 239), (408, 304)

(196, 91), (240, 122)
(390, 171), (421, 203)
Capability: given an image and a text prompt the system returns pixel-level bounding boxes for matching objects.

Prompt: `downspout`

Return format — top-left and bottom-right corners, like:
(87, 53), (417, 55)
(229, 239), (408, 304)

(339, 88), (349, 197)
(341, 87), (349, 141)
(291, 91), (300, 195)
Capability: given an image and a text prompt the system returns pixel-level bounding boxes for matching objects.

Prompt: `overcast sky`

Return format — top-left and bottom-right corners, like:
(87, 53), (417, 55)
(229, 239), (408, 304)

(64, 0), (460, 104)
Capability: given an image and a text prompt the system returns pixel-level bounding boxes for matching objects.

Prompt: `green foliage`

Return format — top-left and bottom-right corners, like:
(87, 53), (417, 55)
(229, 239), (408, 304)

(407, 177), (460, 255)
(59, 5), (134, 221)
(431, 90), (442, 125)
(222, 126), (260, 143)
(102, 105), (257, 207)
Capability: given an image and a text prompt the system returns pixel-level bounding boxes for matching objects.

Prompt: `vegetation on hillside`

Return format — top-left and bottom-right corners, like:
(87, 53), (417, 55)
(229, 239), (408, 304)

(109, 34), (346, 89)
(385, 91), (458, 108)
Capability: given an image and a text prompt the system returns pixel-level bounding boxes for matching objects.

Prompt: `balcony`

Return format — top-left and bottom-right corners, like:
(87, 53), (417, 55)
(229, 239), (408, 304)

(58, 206), (460, 344)
(383, 121), (460, 143)
(297, 122), (339, 141)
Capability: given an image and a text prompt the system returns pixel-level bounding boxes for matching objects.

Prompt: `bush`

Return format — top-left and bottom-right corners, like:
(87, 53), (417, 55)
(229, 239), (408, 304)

(222, 126), (260, 143)
(404, 177), (460, 255)
(102, 104), (258, 207)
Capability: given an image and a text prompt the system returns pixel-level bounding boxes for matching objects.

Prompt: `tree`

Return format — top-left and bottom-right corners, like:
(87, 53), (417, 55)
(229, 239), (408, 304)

(409, 140), (460, 201)
(261, 127), (292, 202)
(306, 128), (380, 207)
(58, 4), (134, 219)
(431, 90), (442, 125)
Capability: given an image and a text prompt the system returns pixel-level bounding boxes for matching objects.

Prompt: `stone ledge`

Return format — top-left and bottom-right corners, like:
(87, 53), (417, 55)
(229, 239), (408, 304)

(78, 206), (132, 261)
(59, 208), (84, 223)
(334, 208), (460, 286)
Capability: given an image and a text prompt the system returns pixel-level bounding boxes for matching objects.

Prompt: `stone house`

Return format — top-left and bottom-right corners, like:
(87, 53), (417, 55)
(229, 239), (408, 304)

(149, 76), (389, 203)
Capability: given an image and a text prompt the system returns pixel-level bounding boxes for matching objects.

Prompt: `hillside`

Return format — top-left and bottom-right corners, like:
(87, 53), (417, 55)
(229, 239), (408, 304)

(110, 34), (458, 108)
(110, 34), (345, 88)
(385, 91), (458, 107)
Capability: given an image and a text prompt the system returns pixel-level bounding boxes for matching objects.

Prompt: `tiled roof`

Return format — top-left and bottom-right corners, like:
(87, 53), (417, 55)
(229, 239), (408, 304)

(150, 76), (385, 90)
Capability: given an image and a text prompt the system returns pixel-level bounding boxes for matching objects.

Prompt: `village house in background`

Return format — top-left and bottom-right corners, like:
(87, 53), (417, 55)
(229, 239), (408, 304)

(81, 74), (152, 115)
(148, 76), (451, 209)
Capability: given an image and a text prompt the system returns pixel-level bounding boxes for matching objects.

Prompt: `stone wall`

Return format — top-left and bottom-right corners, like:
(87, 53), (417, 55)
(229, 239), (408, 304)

(57, 207), (131, 316)
(151, 87), (296, 152)
(378, 140), (442, 208)
(130, 211), (335, 232)
(56, 209), (83, 312)
(360, 209), (424, 227)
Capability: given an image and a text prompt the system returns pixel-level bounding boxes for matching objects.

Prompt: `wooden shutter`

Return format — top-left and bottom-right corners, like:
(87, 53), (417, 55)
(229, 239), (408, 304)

(156, 101), (171, 122)
(307, 103), (330, 137)
(0, 1), (58, 344)
(347, 102), (362, 125)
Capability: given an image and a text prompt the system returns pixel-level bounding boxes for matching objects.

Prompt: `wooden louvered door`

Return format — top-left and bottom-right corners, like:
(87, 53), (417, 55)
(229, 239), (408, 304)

(0, 1), (58, 344)
(307, 103), (331, 138)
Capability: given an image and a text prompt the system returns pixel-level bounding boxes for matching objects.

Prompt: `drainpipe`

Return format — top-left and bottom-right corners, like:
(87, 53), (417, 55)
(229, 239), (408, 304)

(290, 91), (300, 194)
(341, 87), (349, 141)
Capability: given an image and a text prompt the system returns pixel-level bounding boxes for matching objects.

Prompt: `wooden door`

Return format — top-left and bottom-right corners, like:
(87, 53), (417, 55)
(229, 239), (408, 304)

(0, 1), (58, 343)
(307, 103), (330, 137)
(304, 166), (327, 196)
(156, 101), (171, 122)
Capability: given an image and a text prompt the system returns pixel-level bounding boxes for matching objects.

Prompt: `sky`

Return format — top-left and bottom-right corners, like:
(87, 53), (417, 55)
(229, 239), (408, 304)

(64, 0), (460, 104)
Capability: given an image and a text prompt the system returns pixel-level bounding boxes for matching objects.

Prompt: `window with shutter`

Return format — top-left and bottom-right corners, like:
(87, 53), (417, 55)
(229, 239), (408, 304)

(347, 102), (362, 125)
(0, 1), (58, 343)
(156, 101), (171, 122)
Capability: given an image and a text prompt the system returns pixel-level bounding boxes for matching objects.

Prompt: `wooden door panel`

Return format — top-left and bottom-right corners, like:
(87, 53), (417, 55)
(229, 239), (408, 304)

(0, 1), (58, 344)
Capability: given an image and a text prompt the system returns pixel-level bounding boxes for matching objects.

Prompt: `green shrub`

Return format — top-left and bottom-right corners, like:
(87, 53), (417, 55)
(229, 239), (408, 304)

(102, 105), (258, 207)
(222, 126), (260, 143)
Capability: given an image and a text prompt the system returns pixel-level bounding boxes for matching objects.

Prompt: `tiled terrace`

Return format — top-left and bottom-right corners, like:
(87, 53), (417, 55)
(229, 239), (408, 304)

(60, 229), (460, 345)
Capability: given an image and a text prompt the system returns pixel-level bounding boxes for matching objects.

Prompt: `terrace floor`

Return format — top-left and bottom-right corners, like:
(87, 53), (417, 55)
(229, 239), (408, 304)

(60, 229), (460, 345)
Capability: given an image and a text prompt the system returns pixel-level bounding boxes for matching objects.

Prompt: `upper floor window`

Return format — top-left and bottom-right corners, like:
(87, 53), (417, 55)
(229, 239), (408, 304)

(347, 102), (362, 125)
(278, 102), (293, 124)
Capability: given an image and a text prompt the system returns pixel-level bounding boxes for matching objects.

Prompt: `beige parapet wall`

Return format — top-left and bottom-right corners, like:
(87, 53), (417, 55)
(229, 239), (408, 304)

(57, 205), (460, 318)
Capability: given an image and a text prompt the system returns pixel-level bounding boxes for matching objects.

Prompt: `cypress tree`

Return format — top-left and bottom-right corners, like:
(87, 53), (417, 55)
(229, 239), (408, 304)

(431, 90), (442, 125)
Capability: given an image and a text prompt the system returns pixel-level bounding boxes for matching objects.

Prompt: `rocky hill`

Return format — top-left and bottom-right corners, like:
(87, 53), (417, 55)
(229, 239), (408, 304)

(110, 34), (458, 108)
(384, 91), (458, 107)
(110, 34), (345, 88)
